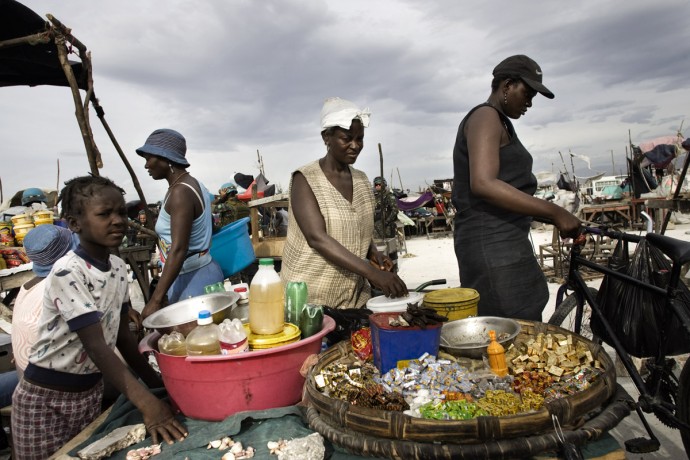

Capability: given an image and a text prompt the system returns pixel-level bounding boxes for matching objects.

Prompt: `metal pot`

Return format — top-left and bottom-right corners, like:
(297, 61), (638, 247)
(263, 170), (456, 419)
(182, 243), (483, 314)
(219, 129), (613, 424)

(439, 316), (521, 360)
(142, 291), (240, 336)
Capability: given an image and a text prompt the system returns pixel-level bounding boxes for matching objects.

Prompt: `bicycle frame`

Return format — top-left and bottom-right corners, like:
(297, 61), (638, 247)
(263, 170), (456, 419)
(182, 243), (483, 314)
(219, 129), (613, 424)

(565, 226), (690, 432)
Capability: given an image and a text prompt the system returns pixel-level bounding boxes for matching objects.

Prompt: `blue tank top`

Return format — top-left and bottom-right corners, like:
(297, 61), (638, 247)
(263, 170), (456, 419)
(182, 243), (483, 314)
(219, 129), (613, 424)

(156, 180), (213, 272)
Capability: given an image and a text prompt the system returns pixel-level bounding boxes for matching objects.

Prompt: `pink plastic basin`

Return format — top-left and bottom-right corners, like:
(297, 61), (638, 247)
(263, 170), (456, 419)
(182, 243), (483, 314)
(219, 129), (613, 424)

(139, 316), (335, 421)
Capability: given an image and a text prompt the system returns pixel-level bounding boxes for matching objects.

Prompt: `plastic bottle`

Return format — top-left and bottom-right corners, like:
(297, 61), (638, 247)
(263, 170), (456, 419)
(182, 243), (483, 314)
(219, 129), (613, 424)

(234, 286), (249, 305)
(157, 331), (187, 356)
(249, 258), (284, 335)
(219, 318), (249, 354)
(204, 281), (226, 294)
(487, 330), (508, 377)
(185, 310), (222, 356)
(284, 281), (308, 325)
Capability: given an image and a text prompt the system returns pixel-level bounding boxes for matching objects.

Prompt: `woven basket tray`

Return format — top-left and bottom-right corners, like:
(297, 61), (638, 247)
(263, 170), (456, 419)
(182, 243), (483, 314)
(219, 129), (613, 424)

(306, 320), (617, 444)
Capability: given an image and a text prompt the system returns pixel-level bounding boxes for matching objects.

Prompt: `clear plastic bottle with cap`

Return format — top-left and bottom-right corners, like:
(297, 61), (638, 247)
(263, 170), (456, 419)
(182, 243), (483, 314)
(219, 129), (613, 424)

(234, 286), (249, 305)
(249, 258), (284, 335)
(185, 309), (222, 356)
(219, 318), (249, 354)
(486, 330), (508, 377)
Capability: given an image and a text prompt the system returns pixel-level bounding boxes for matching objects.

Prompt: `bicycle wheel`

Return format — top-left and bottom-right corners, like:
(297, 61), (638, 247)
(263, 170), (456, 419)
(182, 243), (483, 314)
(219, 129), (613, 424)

(677, 358), (690, 453)
(547, 288), (599, 341)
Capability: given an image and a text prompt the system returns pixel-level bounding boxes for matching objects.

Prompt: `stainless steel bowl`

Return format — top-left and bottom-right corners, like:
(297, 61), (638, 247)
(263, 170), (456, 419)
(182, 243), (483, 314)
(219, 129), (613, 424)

(142, 291), (240, 335)
(439, 316), (521, 359)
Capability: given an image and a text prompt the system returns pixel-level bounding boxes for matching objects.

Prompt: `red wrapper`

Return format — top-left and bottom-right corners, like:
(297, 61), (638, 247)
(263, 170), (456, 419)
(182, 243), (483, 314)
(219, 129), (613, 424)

(351, 327), (372, 361)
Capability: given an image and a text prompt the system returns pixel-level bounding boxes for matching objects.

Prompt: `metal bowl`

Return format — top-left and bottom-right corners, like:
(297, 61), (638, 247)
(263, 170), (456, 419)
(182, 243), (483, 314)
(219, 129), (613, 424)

(439, 316), (521, 359)
(142, 291), (240, 336)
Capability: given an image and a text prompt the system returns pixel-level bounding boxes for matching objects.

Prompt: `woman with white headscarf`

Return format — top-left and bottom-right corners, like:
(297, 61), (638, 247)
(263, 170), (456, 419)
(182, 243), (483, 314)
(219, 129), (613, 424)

(280, 97), (408, 309)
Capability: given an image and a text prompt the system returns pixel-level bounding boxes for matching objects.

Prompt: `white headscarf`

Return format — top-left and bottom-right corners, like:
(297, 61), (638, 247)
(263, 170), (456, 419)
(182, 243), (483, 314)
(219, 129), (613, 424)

(320, 97), (371, 131)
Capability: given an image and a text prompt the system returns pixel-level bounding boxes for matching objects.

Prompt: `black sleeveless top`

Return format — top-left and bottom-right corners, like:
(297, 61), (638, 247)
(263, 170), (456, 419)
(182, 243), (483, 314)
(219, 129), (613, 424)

(450, 103), (547, 321)
(451, 103), (538, 231)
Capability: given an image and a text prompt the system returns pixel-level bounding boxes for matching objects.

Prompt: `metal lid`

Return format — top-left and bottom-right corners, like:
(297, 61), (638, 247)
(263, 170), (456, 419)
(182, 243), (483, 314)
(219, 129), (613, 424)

(423, 288), (479, 306)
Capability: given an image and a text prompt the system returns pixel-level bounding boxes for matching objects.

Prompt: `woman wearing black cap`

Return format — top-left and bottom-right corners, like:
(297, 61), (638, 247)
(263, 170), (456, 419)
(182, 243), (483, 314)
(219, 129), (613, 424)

(451, 55), (580, 321)
(136, 128), (224, 319)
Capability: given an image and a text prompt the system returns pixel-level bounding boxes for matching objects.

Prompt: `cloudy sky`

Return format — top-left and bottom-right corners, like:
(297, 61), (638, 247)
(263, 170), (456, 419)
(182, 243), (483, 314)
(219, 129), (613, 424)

(2, 0), (689, 204)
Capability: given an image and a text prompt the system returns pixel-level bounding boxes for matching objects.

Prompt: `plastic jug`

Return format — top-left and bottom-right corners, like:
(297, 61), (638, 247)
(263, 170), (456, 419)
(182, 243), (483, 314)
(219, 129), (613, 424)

(219, 318), (249, 354)
(157, 331), (187, 356)
(487, 330), (508, 377)
(249, 258), (284, 335)
(185, 310), (222, 356)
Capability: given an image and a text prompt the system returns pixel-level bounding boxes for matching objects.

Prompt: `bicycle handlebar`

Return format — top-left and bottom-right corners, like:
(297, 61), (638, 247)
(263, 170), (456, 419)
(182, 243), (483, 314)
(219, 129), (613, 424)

(580, 225), (644, 244)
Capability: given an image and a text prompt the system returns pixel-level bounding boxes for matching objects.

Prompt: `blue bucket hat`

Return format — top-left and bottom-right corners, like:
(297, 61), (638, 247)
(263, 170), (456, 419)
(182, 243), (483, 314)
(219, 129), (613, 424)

(23, 225), (76, 277)
(135, 128), (190, 167)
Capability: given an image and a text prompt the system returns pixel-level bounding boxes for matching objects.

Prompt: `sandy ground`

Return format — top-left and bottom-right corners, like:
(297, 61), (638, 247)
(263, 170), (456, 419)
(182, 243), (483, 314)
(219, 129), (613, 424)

(396, 220), (690, 458)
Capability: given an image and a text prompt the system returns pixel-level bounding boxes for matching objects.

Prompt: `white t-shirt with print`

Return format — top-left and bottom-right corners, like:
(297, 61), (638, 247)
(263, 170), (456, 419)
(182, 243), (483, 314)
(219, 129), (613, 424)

(28, 248), (129, 377)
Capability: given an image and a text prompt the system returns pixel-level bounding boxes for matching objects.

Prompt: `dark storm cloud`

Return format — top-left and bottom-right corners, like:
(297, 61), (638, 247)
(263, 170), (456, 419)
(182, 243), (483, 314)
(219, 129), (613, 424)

(1, 0), (687, 201)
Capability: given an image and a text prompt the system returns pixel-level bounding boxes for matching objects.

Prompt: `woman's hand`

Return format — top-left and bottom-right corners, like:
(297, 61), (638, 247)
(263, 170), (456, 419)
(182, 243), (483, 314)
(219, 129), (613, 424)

(142, 400), (188, 445)
(369, 252), (394, 272)
(128, 308), (142, 334)
(141, 296), (167, 321)
(553, 209), (581, 239)
(369, 270), (408, 298)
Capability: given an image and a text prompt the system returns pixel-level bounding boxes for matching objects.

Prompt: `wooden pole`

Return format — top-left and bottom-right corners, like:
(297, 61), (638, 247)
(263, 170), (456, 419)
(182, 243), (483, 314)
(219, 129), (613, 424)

(91, 94), (155, 230)
(0, 31), (52, 50)
(53, 30), (99, 175)
(396, 167), (404, 191)
(56, 159), (60, 193)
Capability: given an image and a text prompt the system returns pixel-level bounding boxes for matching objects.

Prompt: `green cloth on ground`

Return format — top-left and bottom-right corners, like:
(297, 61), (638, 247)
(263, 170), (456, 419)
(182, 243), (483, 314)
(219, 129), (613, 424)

(67, 389), (382, 459)
(67, 389), (622, 460)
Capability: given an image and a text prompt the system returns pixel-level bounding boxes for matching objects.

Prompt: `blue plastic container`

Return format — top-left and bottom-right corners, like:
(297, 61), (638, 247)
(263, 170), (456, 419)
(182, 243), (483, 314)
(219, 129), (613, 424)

(369, 312), (442, 374)
(210, 217), (255, 277)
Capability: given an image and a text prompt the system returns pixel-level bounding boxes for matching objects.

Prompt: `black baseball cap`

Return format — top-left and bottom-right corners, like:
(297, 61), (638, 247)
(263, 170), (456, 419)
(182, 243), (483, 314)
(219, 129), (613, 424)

(493, 55), (554, 99)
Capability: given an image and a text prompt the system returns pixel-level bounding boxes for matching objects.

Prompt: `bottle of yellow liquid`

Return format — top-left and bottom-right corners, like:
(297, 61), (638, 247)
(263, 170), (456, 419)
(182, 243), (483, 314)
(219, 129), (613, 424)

(249, 258), (284, 335)
(158, 331), (187, 356)
(487, 330), (508, 377)
(185, 310), (221, 356)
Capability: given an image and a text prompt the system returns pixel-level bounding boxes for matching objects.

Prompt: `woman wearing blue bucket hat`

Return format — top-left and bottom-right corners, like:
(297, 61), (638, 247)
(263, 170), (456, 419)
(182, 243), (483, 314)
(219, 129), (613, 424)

(136, 128), (224, 319)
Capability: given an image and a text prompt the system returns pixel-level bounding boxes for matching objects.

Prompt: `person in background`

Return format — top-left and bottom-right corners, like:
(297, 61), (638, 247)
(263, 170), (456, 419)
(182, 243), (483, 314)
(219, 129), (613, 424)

(280, 97), (408, 309)
(0, 225), (76, 449)
(11, 175), (186, 459)
(451, 55), (580, 321)
(136, 129), (224, 319)
(274, 207), (289, 237)
(0, 188), (48, 223)
(211, 182), (250, 233)
(20, 188), (47, 208)
(11, 225), (76, 377)
(373, 176), (400, 272)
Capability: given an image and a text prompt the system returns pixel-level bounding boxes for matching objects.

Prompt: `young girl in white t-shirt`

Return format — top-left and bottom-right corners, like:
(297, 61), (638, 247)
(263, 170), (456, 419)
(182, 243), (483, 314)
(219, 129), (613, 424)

(12, 175), (187, 459)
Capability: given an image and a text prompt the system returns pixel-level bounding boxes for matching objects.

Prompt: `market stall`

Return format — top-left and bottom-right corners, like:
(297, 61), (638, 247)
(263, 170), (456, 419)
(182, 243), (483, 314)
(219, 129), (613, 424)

(50, 299), (634, 460)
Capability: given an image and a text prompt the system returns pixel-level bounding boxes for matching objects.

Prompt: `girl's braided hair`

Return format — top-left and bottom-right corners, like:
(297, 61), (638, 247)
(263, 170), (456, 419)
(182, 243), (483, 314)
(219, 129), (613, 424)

(59, 175), (125, 219)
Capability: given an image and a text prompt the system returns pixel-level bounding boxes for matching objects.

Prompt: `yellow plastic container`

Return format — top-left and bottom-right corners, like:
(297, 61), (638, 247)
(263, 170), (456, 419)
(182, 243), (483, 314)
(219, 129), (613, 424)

(33, 218), (53, 226)
(422, 287), (479, 321)
(243, 322), (300, 350)
(10, 214), (32, 225)
(12, 222), (35, 238)
(33, 210), (54, 221)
